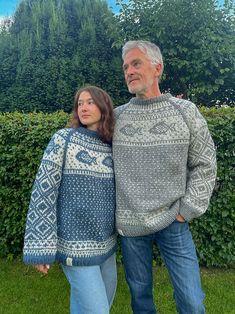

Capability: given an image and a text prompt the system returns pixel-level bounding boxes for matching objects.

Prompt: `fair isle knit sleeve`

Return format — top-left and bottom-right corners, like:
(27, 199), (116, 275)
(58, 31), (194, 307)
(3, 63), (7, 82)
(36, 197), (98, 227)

(23, 129), (68, 264)
(177, 101), (217, 221)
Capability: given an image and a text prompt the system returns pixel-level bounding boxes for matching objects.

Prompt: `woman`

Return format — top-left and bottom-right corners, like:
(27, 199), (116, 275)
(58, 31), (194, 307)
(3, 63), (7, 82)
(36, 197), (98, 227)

(23, 86), (117, 314)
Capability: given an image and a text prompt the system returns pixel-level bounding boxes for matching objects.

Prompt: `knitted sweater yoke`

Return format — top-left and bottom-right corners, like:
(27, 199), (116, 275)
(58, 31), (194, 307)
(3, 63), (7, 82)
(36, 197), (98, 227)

(113, 93), (217, 236)
(23, 127), (116, 266)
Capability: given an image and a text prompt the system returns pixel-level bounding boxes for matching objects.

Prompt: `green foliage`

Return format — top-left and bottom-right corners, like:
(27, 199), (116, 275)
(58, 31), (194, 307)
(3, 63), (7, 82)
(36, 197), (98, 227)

(1, 0), (234, 110)
(190, 106), (235, 267)
(0, 0), (126, 112)
(109, 0), (235, 106)
(0, 108), (234, 267)
(0, 111), (68, 257)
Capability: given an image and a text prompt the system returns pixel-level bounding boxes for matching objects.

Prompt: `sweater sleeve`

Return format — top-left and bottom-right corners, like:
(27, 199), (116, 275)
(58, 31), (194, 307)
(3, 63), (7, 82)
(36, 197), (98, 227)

(179, 103), (217, 221)
(23, 129), (67, 264)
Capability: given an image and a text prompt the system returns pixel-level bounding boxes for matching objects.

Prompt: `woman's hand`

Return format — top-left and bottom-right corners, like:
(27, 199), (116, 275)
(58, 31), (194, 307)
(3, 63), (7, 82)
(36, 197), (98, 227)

(34, 264), (50, 274)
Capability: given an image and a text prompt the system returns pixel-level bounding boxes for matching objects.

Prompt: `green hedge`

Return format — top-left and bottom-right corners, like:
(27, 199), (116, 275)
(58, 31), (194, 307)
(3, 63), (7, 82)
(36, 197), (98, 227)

(190, 107), (235, 267)
(0, 108), (234, 267)
(0, 112), (69, 258)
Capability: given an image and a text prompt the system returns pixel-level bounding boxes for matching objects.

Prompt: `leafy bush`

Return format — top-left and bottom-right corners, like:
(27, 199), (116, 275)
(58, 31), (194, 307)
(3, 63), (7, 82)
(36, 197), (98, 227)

(0, 108), (234, 267)
(0, 112), (68, 257)
(191, 107), (235, 267)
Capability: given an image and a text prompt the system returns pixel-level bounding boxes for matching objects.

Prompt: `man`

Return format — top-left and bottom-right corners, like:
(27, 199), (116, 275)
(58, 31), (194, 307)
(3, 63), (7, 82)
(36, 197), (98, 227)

(112, 40), (217, 313)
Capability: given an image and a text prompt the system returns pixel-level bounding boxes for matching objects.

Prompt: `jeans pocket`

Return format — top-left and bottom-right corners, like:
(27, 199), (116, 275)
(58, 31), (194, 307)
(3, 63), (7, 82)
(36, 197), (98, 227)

(166, 220), (189, 236)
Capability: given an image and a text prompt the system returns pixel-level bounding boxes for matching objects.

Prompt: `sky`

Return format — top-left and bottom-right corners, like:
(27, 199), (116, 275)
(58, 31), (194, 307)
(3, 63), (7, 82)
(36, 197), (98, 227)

(0, 0), (19, 16)
(0, 0), (126, 16)
(0, 0), (225, 17)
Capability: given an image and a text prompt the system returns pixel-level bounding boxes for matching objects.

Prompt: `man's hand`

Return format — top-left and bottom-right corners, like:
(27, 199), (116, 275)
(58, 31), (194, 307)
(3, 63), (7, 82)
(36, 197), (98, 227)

(34, 264), (50, 274)
(176, 214), (185, 222)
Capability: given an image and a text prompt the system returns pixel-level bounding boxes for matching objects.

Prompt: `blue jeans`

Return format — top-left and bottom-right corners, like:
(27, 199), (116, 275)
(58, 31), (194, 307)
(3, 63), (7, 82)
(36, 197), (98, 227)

(121, 221), (205, 314)
(61, 253), (117, 314)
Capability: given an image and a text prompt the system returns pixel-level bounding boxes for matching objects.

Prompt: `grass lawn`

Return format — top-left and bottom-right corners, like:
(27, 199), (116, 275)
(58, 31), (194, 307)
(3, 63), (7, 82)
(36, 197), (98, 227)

(0, 259), (234, 314)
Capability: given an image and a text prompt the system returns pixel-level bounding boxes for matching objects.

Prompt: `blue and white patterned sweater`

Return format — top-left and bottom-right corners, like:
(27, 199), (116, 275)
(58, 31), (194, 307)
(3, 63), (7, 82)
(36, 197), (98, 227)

(23, 127), (116, 266)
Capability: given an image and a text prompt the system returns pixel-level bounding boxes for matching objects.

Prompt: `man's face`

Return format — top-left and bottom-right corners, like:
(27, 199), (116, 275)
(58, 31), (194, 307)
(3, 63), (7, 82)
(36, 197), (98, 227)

(122, 48), (162, 99)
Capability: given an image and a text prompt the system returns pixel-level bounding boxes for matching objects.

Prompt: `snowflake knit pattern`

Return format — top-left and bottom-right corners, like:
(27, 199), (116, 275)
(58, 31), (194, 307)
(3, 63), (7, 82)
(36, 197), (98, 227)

(23, 127), (116, 266)
(113, 93), (217, 236)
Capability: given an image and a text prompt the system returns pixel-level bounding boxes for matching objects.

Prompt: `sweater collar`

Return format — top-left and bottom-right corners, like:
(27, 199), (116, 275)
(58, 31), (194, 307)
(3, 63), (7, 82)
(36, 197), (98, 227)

(129, 93), (172, 107)
(77, 127), (101, 140)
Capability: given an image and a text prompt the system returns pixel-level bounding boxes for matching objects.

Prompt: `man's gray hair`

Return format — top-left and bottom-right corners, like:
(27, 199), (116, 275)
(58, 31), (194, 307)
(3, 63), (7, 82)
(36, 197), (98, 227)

(122, 40), (164, 72)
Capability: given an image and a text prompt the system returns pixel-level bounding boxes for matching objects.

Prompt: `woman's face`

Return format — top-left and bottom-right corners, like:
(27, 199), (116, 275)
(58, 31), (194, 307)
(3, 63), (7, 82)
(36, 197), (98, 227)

(77, 91), (102, 131)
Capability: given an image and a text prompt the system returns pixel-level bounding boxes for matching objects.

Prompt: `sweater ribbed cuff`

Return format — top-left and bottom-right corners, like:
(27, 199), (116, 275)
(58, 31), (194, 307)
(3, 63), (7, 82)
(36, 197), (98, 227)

(179, 200), (205, 222)
(23, 254), (55, 265)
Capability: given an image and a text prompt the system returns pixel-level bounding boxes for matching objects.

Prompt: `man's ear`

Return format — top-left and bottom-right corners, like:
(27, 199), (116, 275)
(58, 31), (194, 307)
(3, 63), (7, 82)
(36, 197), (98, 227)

(155, 63), (163, 78)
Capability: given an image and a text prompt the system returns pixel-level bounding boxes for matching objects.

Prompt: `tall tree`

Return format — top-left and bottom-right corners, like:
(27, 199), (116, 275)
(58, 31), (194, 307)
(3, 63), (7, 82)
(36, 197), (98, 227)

(0, 0), (125, 112)
(109, 0), (235, 106)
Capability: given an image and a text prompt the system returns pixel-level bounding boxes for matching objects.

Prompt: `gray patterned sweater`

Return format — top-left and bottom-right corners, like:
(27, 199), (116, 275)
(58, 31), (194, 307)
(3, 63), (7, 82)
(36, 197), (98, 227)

(23, 127), (116, 266)
(113, 93), (217, 236)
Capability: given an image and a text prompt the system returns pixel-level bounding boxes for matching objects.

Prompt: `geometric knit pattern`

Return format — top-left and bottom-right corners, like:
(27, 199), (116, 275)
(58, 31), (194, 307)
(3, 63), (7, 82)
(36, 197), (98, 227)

(23, 127), (116, 266)
(113, 93), (217, 236)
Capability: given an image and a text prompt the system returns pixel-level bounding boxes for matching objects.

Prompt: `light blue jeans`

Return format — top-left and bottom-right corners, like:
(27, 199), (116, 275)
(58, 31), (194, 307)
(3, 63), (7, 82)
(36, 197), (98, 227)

(121, 221), (205, 314)
(61, 253), (117, 314)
